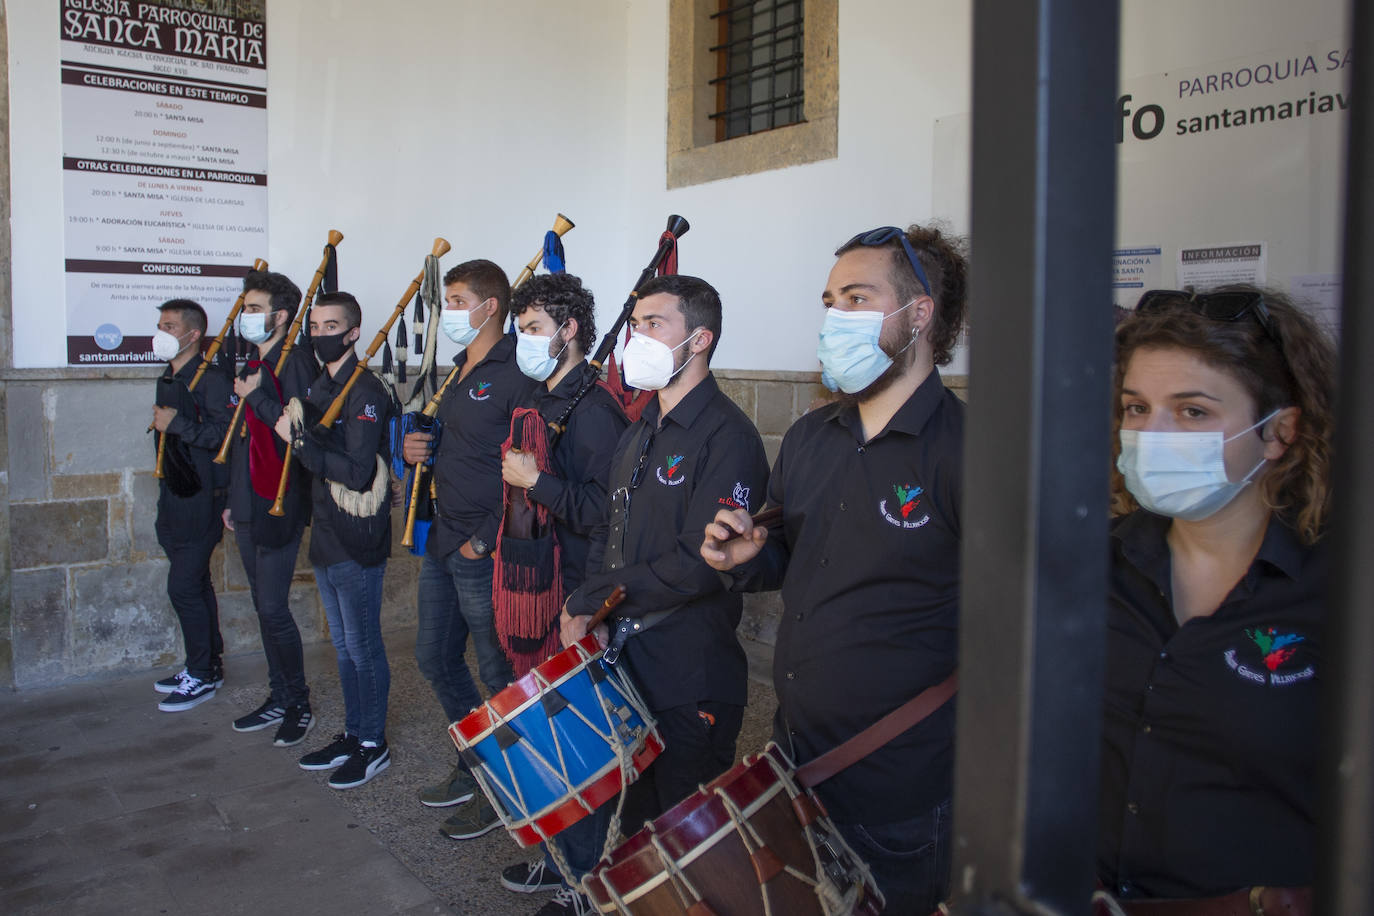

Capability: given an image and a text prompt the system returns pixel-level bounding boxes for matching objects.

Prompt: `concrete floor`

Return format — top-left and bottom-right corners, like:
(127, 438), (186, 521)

(0, 627), (777, 915)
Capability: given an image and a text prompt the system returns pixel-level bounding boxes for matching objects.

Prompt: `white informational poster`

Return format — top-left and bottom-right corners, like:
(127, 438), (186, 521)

(59, 0), (267, 365)
(1289, 272), (1343, 336)
(1176, 242), (1267, 290)
(1112, 246), (1164, 308)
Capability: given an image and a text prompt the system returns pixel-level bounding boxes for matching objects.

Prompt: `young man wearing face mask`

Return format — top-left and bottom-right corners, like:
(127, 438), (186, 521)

(151, 298), (233, 711)
(225, 269), (321, 747)
(701, 225), (969, 915)
(560, 274), (770, 847)
(272, 292), (396, 789)
(400, 259), (539, 839)
(495, 273), (629, 903)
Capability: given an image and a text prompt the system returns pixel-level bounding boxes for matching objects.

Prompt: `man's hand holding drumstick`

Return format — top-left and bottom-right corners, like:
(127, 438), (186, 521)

(700, 506), (782, 570)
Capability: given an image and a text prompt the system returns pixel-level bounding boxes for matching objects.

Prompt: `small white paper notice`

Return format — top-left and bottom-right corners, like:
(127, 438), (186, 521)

(1289, 273), (1342, 337)
(1112, 247), (1163, 308)
(1177, 243), (1267, 290)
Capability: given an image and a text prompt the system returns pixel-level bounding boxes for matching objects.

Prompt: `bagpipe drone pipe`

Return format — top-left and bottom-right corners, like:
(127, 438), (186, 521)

(395, 213), (576, 554)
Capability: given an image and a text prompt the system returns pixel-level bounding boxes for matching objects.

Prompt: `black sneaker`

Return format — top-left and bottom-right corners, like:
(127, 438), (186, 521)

(157, 665), (225, 693)
(233, 698), (286, 732)
(273, 704), (315, 747)
(157, 676), (215, 712)
(154, 669), (190, 694)
(535, 887), (592, 915)
(299, 733), (359, 771)
(328, 741), (390, 789)
(502, 859), (562, 894)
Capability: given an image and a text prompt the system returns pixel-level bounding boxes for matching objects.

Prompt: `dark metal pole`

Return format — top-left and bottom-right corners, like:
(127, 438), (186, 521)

(1318, 1), (1374, 912)
(951, 1), (1119, 913)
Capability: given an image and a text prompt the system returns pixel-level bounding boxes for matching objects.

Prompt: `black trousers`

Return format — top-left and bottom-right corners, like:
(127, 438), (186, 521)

(157, 492), (226, 680)
(235, 527), (309, 706)
(621, 700), (745, 831)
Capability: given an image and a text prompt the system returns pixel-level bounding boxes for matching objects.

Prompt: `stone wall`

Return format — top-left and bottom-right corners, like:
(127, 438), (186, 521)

(0, 369), (423, 689)
(0, 366), (966, 690)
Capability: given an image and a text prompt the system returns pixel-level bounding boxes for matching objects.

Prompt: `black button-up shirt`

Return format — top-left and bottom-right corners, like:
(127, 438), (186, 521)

(1098, 510), (1325, 899)
(155, 354), (233, 536)
(526, 366), (628, 595)
(568, 373), (769, 711)
(228, 338), (318, 527)
(293, 354), (395, 568)
(428, 335), (539, 562)
(729, 370), (964, 825)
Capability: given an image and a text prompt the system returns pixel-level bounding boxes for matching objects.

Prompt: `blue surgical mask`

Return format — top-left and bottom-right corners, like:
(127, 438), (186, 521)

(441, 306), (490, 347)
(516, 322), (568, 382)
(1117, 409), (1280, 521)
(817, 302), (916, 394)
(237, 311), (272, 345)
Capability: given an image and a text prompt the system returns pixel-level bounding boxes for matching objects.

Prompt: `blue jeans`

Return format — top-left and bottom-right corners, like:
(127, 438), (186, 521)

(834, 798), (952, 916)
(415, 550), (513, 723)
(314, 560), (389, 744)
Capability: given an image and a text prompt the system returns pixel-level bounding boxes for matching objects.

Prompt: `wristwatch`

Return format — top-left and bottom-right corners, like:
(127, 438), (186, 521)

(469, 537), (490, 557)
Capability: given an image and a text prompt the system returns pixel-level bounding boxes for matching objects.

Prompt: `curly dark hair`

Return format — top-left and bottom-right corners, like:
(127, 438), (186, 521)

(835, 223), (969, 366)
(1111, 284), (1336, 544)
(242, 270), (302, 324)
(510, 273), (597, 355)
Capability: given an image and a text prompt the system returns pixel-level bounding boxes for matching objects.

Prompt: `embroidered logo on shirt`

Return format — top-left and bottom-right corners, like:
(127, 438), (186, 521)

(656, 454), (687, 486)
(718, 481), (751, 511)
(1223, 626), (1314, 687)
(469, 381), (493, 401)
(356, 403), (378, 422)
(879, 483), (930, 529)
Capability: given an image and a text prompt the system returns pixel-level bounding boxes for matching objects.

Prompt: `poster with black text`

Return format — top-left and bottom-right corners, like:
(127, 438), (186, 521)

(60, 0), (267, 365)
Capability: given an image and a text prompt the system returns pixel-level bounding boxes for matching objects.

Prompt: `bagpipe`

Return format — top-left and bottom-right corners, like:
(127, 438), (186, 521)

(273, 238), (450, 563)
(396, 213), (576, 552)
(490, 215), (690, 676)
(211, 227), (341, 538)
(152, 257), (268, 493)
(214, 230), (343, 469)
(546, 213), (690, 442)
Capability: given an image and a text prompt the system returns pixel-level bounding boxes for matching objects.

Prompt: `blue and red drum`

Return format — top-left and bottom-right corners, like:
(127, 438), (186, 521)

(449, 634), (664, 847)
(583, 743), (884, 915)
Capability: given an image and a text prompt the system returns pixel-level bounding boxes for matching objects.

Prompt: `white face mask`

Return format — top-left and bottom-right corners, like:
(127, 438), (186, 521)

(1117, 408), (1281, 521)
(152, 328), (191, 361)
(516, 322), (568, 382)
(237, 311), (273, 345)
(622, 329), (701, 391)
(441, 306), (490, 346)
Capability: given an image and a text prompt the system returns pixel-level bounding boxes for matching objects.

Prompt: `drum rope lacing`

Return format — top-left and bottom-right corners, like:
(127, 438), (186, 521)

(763, 753), (859, 915)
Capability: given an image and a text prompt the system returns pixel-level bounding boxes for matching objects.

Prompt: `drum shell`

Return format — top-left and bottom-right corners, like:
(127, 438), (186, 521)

(449, 635), (663, 847)
(585, 744), (883, 915)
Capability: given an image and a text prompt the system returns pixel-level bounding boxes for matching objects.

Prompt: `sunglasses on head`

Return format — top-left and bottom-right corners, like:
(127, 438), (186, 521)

(1135, 288), (1281, 346)
(845, 227), (933, 298)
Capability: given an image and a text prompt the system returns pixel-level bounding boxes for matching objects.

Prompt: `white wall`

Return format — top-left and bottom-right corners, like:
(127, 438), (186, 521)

(9, 0), (634, 368)
(622, 0), (974, 373)
(8, 0), (1353, 370)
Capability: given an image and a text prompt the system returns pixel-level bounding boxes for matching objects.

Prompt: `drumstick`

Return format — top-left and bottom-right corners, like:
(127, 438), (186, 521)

(587, 585), (628, 630)
(714, 505), (784, 544)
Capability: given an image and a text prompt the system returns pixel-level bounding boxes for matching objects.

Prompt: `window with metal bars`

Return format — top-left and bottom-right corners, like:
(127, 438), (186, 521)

(709, 0), (805, 142)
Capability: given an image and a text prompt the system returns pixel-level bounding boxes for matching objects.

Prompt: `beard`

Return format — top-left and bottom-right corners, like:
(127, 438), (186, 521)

(837, 316), (919, 407)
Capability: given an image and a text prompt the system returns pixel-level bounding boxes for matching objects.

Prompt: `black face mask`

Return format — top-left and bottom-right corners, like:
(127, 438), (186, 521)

(312, 330), (352, 365)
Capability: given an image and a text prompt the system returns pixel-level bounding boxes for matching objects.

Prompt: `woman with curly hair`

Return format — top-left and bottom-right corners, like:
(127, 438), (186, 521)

(1097, 285), (1335, 911)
